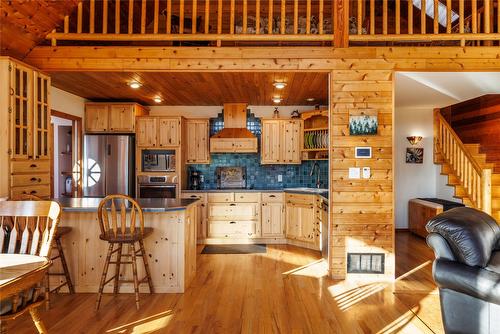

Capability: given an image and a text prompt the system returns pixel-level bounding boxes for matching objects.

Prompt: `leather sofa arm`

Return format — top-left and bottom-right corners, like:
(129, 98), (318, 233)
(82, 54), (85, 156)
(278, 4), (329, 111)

(433, 259), (500, 305)
(427, 233), (456, 261)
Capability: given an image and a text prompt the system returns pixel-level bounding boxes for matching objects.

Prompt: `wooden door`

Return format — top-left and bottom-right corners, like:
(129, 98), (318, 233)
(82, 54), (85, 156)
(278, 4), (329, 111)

(85, 104), (108, 132)
(282, 120), (302, 164)
(158, 118), (180, 147)
(261, 120), (281, 164)
(285, 203), (301, 239)
(33, 72), (50, 159)
(136, 117), (157, 147)
(297, 204), (315, 242)
(10, 62), (33, 159)
(108, 104), (135, 132)
(185, 119), (209, 164)
(262, 202), (284, 237)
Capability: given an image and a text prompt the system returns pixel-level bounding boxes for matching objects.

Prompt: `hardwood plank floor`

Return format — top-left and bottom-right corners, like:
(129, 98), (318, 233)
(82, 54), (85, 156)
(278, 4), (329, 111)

(10, 231), (442, 334)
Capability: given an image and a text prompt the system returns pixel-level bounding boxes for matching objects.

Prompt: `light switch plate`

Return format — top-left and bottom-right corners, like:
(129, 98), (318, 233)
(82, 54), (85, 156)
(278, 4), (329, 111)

(278, 174), (283, 182)
(362, 167), (371, 179)
(349, 167), (361, 179)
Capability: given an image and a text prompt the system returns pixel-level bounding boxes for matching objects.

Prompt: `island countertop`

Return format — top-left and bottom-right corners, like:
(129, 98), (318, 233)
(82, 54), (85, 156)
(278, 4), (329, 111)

(54, 197), (199, 212)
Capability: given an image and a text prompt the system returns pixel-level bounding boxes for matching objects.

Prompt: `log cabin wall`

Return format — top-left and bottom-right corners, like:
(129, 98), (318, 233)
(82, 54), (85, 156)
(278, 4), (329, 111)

(24, 46), (500, 280)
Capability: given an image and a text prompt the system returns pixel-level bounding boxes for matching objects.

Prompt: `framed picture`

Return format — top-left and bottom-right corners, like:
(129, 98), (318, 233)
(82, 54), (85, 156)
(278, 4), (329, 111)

(349, 110), (378, 136)
(406, 147), (424, 164)
(355, 147), (372, 158)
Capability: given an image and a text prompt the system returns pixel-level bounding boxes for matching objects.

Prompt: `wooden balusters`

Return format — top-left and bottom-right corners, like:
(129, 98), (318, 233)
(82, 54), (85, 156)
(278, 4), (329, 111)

(180, 0), (185, 34)
(102, 0), (108, 34)
(358, 0), (363, 35)
(319, 0), (324, 35)
(77, 2), (82, 34)
(268, 0), (273, 34)
(293, 0), (298, 34)
(90, 0), (95, 33)
(395, 0), (400, 35)
(408, 0), (413, 34)
(445, 0), (451, 33)
(482, 169), (492, 214)
(306, 0), (311, 34)
(370, 0), (375, 35)
(154, 0), (159, 34)
(498, 0), (500, 34)
(484, 0), (491, 34)
(217, 0), (222, 44)
(205, 0), (210, 34)
(383, 0), (388, 35)
(141, 0), (147, 34)
(244, 0), (248, 34)
(167, 0), (172, 34)
(230, 0), (235, 34)
(192, 0), (197, 34)
(472, 0), (478, 33)
(128, 0), (134, 34)
(64, 15), (69, 34)
(256, 0), (261, 34)
(421, 0), (426, 34)
(433, 0), (439, 34)
(281, 0), (286, 34)
(115, 0), (120, 34)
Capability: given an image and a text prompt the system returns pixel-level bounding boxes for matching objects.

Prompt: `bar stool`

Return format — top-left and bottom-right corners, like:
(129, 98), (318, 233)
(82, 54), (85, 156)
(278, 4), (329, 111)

(95, 195), (154, 311)
(11, 194), (74, 303)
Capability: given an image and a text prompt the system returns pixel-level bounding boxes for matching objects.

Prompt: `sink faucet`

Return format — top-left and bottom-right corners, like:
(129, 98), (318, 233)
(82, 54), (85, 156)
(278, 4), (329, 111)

(309, 162), (321, 189)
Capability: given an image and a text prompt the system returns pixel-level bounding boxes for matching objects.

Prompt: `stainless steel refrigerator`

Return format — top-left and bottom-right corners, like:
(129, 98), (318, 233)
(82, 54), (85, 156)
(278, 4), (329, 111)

(83, 134), (135, 197)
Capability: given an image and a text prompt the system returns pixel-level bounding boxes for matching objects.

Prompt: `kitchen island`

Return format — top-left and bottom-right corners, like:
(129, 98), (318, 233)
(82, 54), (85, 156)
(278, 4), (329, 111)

(51, 197), (199, 293)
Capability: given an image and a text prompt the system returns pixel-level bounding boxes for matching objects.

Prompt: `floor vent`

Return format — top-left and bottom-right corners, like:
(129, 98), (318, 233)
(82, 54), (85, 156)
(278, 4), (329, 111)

(347, 253), (385, 274)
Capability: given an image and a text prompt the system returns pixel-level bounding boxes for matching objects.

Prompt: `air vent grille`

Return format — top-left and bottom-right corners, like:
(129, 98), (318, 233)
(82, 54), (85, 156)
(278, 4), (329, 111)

(347, 253), (385, 274)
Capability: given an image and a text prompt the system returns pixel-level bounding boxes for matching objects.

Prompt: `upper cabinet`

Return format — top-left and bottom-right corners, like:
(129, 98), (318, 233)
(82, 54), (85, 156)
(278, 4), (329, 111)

(85, 102), (148, 133)
(261, 119), (302, 164)
(185, 119), (210, 164)
(136, 116), (181, 148)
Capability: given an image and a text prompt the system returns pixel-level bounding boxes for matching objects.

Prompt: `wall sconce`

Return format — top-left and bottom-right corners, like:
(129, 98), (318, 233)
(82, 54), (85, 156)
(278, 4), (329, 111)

(407, 136), (423, 145)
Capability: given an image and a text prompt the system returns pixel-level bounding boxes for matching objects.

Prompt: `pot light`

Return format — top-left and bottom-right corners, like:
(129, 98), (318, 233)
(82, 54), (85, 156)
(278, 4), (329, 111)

(306, 97), (315, 102)
(273, 82), (287, 89)
(272, 97), (282, 104)
(154, 96), (162, 103)
(129, 81), (141, 89)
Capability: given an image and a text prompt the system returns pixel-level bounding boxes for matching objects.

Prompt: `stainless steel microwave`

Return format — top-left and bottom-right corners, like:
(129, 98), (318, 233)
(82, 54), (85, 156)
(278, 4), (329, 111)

(142, 150), (176, 172)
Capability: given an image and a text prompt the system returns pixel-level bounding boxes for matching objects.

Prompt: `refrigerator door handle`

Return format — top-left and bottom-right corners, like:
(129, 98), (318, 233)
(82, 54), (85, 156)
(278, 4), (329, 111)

(107, 144), (111, 156)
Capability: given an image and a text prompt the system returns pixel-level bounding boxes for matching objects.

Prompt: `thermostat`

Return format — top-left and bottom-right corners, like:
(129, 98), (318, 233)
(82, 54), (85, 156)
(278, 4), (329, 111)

(355, 147), (372, 158)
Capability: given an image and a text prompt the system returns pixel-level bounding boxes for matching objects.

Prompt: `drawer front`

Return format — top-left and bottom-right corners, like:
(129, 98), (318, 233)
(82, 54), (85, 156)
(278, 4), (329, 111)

(208, 203), (258, 219)
(234, 192), (260, 203)
(11, 174), (50, 187)
(285, 193), (314, 205)
(10, 185), (50, 199)
(11, 160), (50, 174)
(261, 192), (283, 203)
(208, 193), (234, 203)
(208, 220), (256, 238)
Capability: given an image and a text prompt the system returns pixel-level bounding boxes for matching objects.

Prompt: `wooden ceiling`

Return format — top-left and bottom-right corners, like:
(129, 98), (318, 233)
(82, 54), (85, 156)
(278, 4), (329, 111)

(51, 71), (328, 106)
(0, 0), (79, 59)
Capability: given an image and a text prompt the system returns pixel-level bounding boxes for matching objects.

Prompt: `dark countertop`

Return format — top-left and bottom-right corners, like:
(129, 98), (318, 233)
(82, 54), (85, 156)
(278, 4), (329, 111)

(182, 188), (329, 200)
(55, 197), (199, 213)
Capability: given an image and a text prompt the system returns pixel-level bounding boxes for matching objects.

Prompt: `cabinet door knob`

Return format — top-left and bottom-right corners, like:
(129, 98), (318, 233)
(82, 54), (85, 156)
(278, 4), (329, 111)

(229, 221), (236, 224)
(269, 195), (276, 198)
(30, 177), (38, 182)
(30, 164), (37, 168)
(229, 203), (236, 206)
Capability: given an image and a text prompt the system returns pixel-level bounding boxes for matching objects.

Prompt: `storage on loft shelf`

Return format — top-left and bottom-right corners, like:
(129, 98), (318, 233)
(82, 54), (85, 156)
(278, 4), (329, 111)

(301, 109), (329, 161)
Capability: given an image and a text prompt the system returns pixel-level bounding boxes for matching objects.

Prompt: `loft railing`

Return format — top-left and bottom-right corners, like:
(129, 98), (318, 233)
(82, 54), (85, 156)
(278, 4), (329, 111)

(434, 110), (492, 214)
(46, 0), (499, 47)
(349, 0), (500, 46)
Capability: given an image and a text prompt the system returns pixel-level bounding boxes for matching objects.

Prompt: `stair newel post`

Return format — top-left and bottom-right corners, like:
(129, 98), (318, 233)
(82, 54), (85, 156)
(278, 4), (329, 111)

(433, 109), (440, 164)
(481, 168), (492, 215)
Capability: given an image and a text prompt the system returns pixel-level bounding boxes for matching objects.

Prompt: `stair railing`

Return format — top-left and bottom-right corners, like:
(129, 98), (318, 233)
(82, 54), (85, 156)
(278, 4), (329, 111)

(434, 110), (492, 214)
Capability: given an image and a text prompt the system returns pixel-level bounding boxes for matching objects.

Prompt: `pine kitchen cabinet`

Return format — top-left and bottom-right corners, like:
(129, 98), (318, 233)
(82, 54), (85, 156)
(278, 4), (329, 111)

(181, 192), (208, 241)
(184, 119), (210, 164)
(261, 192), (285, 238)
(261, 119), (302, 164)
(1, 58), (52, 199)
(136, 116), (182, 148)
(285, 193), (316, 244)
(85, 102), (148, 133)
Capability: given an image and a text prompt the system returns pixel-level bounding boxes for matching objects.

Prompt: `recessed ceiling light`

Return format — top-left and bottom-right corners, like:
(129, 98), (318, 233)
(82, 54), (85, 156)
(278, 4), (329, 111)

(129, 81), (141, 89)
(272, 97), (282, 104)
(306, 97), (315, 102)
(273, 82), (287, 89)
(154, 96), (162, 103)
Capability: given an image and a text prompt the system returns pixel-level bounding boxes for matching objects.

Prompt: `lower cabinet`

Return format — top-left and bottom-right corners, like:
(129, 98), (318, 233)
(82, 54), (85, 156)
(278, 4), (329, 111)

(285, 194), (316, 244)
(180, 192), (208, 241)
(207, 201), (260, 238)
(261, 202), (285, 237)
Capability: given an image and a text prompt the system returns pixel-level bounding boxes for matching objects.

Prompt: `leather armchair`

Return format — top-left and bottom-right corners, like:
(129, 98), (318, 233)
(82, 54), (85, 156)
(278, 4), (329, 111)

(426, 207), (500, 334)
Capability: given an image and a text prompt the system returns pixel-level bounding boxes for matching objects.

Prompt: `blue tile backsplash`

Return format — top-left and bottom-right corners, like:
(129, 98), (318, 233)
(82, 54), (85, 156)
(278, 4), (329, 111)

(190, 109), (328, 190)
(188, 155), (328, 190)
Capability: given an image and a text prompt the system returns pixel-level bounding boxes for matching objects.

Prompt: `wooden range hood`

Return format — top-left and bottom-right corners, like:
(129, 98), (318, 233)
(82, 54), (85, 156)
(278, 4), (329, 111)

(210, 103), (258, 153)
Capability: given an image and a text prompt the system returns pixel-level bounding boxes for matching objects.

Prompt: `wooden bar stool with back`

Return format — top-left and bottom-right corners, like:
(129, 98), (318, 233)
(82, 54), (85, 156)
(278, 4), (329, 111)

(95, 195), (154, 311)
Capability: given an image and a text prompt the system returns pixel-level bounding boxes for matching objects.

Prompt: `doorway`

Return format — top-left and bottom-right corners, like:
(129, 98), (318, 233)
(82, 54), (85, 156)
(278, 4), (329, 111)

(51, 110), (83, 198)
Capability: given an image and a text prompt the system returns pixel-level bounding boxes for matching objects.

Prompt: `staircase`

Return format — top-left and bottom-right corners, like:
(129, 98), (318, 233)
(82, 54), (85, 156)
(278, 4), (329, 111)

(434, 111), (500, 221)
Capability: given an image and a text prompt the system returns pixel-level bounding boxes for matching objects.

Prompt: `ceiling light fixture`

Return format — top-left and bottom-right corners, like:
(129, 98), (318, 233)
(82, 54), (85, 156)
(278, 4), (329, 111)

(129, 81), (141, 89)
(306, 97), (315, 102)
(273, 82), (287, 89)
(272, 97), (282, 104)
(154, 96), (162, 103)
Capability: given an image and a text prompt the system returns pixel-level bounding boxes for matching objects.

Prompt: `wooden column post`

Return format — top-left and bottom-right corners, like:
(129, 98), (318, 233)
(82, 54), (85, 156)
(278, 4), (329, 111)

(481, 168), (492, 215)
(334, 0), (349, 47)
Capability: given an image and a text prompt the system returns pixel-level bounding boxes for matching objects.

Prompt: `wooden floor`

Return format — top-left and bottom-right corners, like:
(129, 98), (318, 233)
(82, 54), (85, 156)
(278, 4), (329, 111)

(11, 231), (442, 334)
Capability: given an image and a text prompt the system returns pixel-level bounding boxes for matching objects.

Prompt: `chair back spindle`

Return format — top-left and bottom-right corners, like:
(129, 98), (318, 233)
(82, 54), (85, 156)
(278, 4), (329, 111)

(97, 195), (144, 239)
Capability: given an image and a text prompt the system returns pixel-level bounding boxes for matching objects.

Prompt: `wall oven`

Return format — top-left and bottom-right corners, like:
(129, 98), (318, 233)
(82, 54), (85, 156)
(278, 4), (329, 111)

(138, 175), (177, 198)
(142, 150), (176, 173)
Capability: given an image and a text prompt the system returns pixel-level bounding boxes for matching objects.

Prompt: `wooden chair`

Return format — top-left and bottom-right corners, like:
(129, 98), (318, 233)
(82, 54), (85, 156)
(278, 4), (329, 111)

(12, 194), (75, 297)
(0, 200), (62, 333)
(95, 195), (154, 311)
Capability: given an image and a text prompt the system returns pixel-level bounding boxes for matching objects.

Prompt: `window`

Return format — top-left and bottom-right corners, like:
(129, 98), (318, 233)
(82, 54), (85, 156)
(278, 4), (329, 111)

(413, 0), (459, 27)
